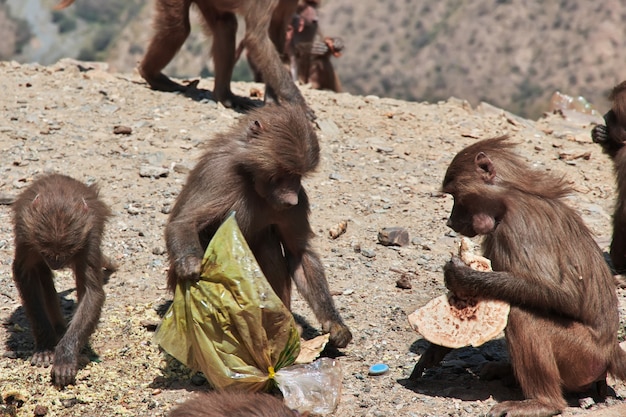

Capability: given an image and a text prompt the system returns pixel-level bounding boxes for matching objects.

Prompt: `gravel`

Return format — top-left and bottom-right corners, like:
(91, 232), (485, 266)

(1, 59), (625, 416)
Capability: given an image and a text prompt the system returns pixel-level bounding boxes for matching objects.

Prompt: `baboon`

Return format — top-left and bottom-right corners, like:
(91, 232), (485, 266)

(165, 103), (351, 348)
(243, 0), (343, 92)
(12, 173), (116, 387)
(592, 80), (626, 273)
(286, 0), (343, 92)
(411, 136), (626, 417)
(54, 0), (310, 115)
(168, 391), (305, 417)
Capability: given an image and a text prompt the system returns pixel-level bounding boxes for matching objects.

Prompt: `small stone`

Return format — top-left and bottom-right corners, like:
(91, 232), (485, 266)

(395, 274), (412, 289)
(127, 204), (141, 215)
(376, 146), (394, 154)
(316, 118), (340, 138)
(0, 194), (16, 205)
(113, 125), (132, 135)
(378, 227), (409, 247)
(61, 398), (78, 408)
(361, 248), (376, 258)
(34, 405), (48, 416)
(139, 164), (169, 178)
(172, 162), (192, 174)
(141, 320), (159, 331)
(329, 172), (342, 181)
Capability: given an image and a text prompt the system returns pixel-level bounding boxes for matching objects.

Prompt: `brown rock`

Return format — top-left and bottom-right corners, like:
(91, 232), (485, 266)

(34, 405), (48, 416)
(113, 125), (132, 135)
(378, 227), (409, 247)
(395, 274), (412, 289)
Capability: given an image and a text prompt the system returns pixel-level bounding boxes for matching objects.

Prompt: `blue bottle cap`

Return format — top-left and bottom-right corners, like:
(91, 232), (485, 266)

(368, 363), (389, 376)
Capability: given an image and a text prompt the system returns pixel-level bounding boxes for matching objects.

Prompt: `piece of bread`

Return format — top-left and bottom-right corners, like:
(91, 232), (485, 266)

(407, 238), (510, 348)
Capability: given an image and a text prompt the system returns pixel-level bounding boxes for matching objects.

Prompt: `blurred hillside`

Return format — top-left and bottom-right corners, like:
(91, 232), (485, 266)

(3, 0), (626, 118)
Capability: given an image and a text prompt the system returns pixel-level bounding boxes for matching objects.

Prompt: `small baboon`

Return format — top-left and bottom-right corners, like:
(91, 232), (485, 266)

(12, 173), (116, 387)
(165, 103), (351, 348)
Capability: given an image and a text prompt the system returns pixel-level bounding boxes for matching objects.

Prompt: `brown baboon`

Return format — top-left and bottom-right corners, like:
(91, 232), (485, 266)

(592, 80), (626, 273)
(411, 136), (626, 417)
(168, 392), (305, 417)
(55, 0), (311, 115)
(165, 103), (351, 348)
(12, 173), (116, 387)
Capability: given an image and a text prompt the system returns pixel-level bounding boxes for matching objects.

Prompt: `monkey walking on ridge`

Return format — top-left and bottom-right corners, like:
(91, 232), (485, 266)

(243, 0), (344, 92)
(56, 0), (311, 116)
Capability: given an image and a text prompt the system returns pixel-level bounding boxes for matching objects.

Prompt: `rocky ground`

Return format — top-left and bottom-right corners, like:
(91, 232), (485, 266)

(1, 60), (626, 416)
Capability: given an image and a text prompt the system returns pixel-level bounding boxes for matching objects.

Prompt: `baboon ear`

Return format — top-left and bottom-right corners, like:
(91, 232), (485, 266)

(248, 120), (264, 139)
(475, 152), (496, 183)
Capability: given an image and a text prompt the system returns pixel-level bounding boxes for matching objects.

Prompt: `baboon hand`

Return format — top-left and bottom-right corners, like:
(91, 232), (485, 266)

(443, 256), (476, 298)
(175, 255), (202, 281)
(52, 352), (77, 388)
(324, 321), (352, 348)
(591, 124), (608, 144)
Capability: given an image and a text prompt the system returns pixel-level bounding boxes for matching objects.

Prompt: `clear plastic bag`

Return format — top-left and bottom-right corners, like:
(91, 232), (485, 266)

(275, 357), (342, 415)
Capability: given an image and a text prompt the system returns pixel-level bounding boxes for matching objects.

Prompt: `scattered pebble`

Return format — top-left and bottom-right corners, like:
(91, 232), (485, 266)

(395, 274), (412, 289)
(152, 246), (166, 256)
(378, 227), (409, 247)
(113, 125), (132, 135)
(139, 164), (169, 178)
(34, 405), (48, 416)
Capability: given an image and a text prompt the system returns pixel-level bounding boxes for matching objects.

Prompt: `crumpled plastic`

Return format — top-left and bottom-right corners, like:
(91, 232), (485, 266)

(154, 212), (300, 392)
(274, 357), (342, 415)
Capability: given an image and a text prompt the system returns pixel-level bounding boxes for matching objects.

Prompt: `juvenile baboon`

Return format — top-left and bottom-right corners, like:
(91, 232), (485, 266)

(411, 136), (626, 417)
(12, 173), (116, 387)
(286, 0), (343, 92)
(165, 103), (351, 348)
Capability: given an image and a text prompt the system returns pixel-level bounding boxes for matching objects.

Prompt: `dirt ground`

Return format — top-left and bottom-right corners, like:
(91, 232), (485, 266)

(1, 59), (626, 416)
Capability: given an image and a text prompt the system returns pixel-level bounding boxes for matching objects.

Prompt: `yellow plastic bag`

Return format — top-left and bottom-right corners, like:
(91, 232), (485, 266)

(154, 213), (300, 391)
